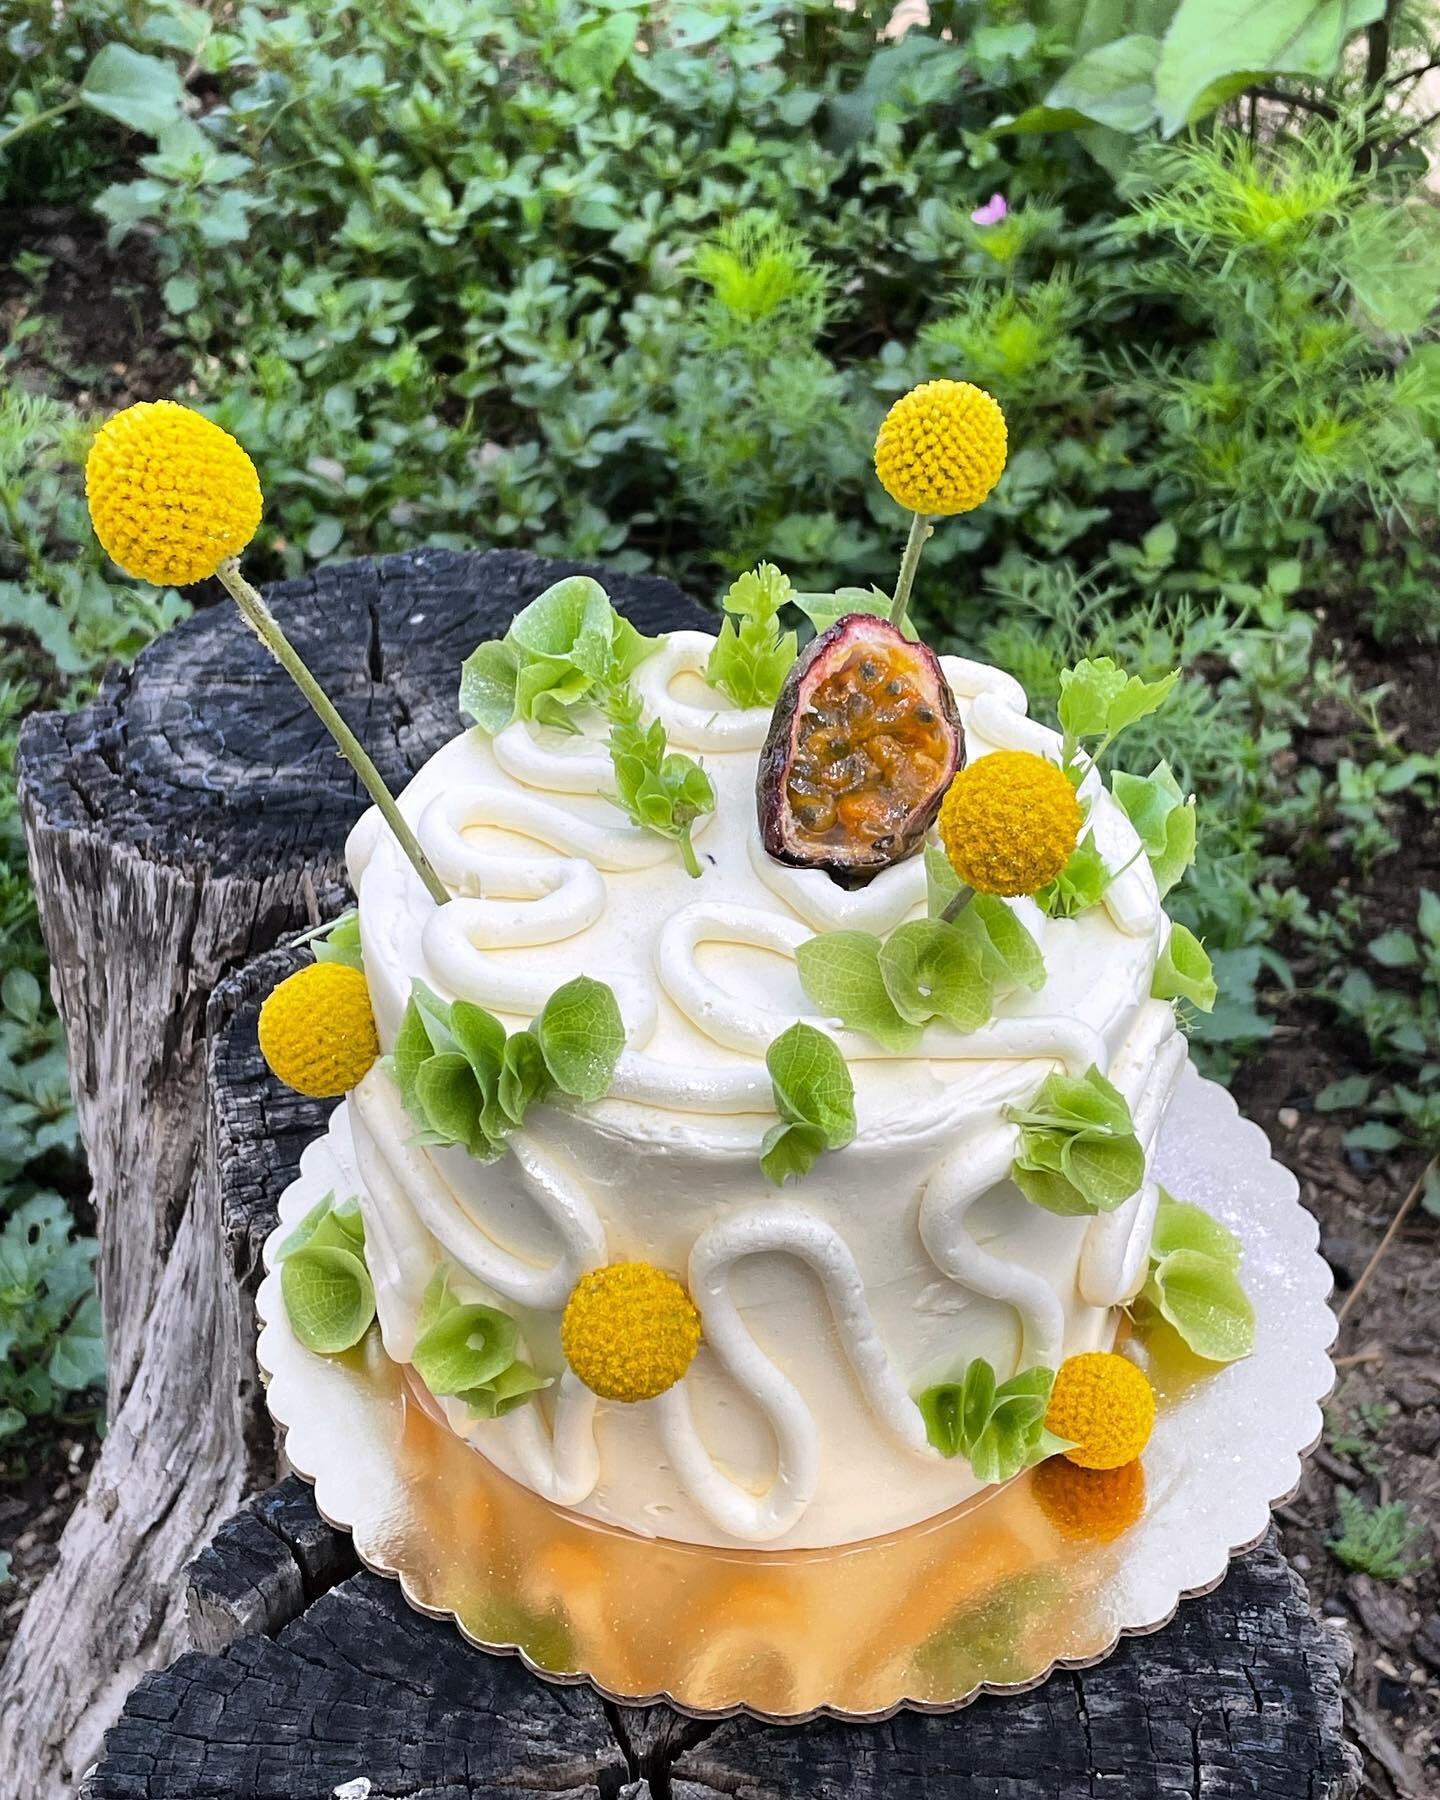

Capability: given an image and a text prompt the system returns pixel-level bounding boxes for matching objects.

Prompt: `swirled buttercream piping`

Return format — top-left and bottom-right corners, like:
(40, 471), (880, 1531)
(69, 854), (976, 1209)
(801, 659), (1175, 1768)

(464, 1372), (600, 1508)
(656, 1208), (935, 1542)
(607, 1055), (775, 1116)
(917, 1132), (1066, 1372)
(421, 782), (705, 874)
(746, 825), (928, 933)
(632, 631), (771, 752)
(331, 1093), (436, 1363)
(657, 902), (1103, 1072)
(1079, 1013), (1187, 1305)
(491, 720), (614, 794)
(939, 654), (1029, 713)
(349, 1077), (605, 1310)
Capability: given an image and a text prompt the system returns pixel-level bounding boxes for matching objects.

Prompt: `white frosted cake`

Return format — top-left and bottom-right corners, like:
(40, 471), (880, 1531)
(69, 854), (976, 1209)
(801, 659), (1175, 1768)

(328, 626), (1186, 1551)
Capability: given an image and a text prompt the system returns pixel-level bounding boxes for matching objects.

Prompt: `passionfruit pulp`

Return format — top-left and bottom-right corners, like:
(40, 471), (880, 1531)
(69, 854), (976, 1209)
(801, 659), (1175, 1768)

(756, 613), (963, 884)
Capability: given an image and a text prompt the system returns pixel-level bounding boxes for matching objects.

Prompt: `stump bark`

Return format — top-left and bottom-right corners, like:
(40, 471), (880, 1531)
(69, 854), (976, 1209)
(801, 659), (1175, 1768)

(6, 548), (709, 1800)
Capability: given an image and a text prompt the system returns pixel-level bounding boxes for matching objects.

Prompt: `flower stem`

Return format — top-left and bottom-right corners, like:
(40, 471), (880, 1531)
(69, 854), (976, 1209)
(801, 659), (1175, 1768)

(216, 558), (450, 907)
(888, 511), (931, 631)
(940, 884), (974, 925)
(678, 826), (702, 879)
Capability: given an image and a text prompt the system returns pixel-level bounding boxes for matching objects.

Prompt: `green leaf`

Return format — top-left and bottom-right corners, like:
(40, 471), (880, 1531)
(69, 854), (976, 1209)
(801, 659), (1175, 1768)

(47, 1295), (106, 1391)
(793, 587), (919, 640)
(766, 1023), (856, 1147)
(1153, 0), (1384, 138)
(990, 104), (1096, 136)
(391, 1000), (434, 1113)
(795, 932), (919, 1053)
(414, 1053), (492, 1156)
(1111, 763), (1196, 898)
(1035, 832), (1111, 920)
(412, 1299), (519, 1396)
(1368, 930), (1418, 969)
(1057, 657), (1179, 767)
(955, 894), (1046, 992)
(878, 920), (991, 1033)
(282, 1245), (376, 1354)
(462, 1361), (552, 1418)
(459, 639), (521, 733)
(81, 45), (188, 137)
(1151, 923), (1217, 1012)
(916, 1359), (1059, 1480)
(311, 909), (365, 972)
(705, 563), (798, 708)
(2, 968), (41, 1023)
(498, 1030), (553, 1125)
(1008, 1066), (1143, 1216)
(1044, 34), (1161, 133)
(555, 11), (639, 90)
(1144, 1248), (1255, 1362)
(924, 839), (965, 920)
(1061, 1131), (1147, 1209)
(1315, 1075), (1372, 1112)
(1151, 1191), (1243, 1268)
(449, 1000), (507, 1080)
(535, 976), (625, 1101)
(760, 1118), (830, 1186)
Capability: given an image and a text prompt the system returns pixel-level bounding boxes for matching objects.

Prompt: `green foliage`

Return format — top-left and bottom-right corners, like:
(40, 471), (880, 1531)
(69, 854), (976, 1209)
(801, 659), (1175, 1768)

(706, 564), (799, 708)
(761, 1022), (856, 1185)
(278, 1192), (376, 1356)
(1328, 1488), (1430, 1582)
(1006, 1065), (1145, 1215)
(411, 1267), (547, 1419)
(1138, 1189), (1254, 1362)
(915, 1359), (1066, 1481)
(795, 879), (1046, 1055)
(0, 1191), (104, 1448)
(393, 977), (625, 1161)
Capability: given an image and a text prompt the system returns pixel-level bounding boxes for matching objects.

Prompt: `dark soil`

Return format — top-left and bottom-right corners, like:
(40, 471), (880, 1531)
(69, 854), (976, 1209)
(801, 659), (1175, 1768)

(3, 202), (1438, 1795)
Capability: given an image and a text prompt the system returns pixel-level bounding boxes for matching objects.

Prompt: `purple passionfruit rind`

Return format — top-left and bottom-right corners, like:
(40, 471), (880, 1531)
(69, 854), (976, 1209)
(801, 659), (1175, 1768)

(756, 612), (964, 886)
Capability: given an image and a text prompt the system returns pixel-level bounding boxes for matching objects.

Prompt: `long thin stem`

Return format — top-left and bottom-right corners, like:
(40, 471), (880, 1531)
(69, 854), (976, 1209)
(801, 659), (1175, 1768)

(1336, 1152), (1435, 1329)
(215, 558), (450, 906)
(888, 511), (931, 630)
(0, 94), (80, 155)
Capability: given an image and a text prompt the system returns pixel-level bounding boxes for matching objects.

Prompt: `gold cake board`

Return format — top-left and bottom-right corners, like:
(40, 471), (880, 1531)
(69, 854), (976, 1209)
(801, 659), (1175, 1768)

(256, 1063), (1336, 1722)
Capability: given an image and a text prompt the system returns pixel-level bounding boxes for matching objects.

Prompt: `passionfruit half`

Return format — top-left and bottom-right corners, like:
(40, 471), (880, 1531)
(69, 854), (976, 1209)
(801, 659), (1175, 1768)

(756, 613), (963, 884)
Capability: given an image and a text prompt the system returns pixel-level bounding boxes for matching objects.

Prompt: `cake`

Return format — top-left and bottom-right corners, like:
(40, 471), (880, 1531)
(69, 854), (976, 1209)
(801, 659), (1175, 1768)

(300, 621), (1183, 1550)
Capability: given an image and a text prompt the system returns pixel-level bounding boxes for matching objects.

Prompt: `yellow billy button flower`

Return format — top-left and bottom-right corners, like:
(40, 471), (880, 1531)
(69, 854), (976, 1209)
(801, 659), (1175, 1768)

(561, 1262), (701, 1403)
(938, 750), (1082, 897)
(1044, 1351), (1155, 1471)
(1032, 1455), (1146, 1544)
(258, 962), (380, 1099)
(874, 379), (1008, 518)
(86, 401), (262, 588)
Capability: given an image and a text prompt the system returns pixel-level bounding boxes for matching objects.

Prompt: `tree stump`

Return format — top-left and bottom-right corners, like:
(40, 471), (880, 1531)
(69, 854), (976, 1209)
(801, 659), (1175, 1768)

(92, 818), (1357, 1800)
(5, 548), (710, 1800)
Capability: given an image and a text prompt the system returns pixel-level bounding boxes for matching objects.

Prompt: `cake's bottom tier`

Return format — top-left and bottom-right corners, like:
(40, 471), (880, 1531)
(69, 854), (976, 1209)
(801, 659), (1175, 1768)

(335, 1039), (1184, 1550)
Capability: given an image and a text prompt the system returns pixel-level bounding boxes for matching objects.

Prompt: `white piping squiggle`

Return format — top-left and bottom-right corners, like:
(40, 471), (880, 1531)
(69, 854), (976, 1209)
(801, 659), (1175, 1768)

(657, 1208), (935, 1542)
(657, 902), (1104, 1074)
(917, 1132), (1066, 1371)
(491, 721), (613, 795)
(632, 631), (772, 752)
(463, 1373), (600, 1507)
(746, 826), (928, 934)
(350, 1079), (605, 1311)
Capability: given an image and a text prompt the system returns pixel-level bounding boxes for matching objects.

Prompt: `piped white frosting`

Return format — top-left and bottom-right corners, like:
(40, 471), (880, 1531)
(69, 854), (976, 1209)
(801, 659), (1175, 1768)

(341, 631), (1185, 1548)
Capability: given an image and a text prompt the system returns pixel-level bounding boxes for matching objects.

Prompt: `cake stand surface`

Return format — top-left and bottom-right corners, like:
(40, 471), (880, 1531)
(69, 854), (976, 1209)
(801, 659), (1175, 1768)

(256, 1063), (1335, 1722)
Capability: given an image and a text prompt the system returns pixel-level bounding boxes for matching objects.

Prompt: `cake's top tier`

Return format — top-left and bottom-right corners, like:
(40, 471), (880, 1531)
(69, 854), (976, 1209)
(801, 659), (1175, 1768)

(348, 628), (1169, 1161)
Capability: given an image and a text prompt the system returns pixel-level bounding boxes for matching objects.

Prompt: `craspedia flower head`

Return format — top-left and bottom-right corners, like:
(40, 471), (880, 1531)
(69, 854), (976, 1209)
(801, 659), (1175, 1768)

(85, 400), (262, 587)
(938, 750), (1082, 896)
(873, 379), (1008, 516)
(1032, 1455), (1146, 1543)
(258, 962), (379, 1099)
(561, 1262), (701, 1403)
(1044, 1352), (1155, 1471)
